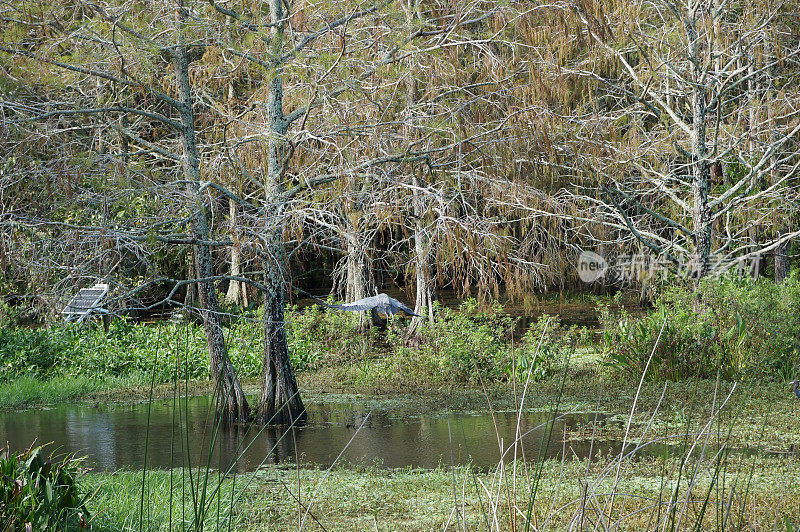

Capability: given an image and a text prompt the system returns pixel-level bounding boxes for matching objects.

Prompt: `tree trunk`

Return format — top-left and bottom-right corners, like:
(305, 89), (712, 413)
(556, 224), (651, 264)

(406, 175), (436, 342)
(259, 241), (306, 424)
(226, 198), (248, 307)
(402, 4), (434, 342)
(344, 233), (372, 331)
(190, 227), (250, 422)
(771, 125), (790, 283)
(257, 9), (306, 422)
(767, 53), (790, 284)
(689, 15), (712, 281)
(173, 6), (249, 423)
(746, 57), (762, 279)
(118, 115), (130, 163)
(184, 250), (197, 310)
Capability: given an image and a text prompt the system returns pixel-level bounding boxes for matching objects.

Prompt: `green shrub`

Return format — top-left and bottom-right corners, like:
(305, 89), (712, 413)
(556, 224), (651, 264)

(600, 305), (726, 381)
(0, 310), (346, 385)
(0, 443), (89, 530)
(0, 298), (584, 388)
(424, 299), (516, 381)
(505, 315), (576, 383)
(285, 303), (373, 369)
(387, 300), (572, 384)
(600, 273), (800, 381)
(672, 273), (800, 380)
(0, 298), (31, 329)
(72, 320), (208, 380)
(0, 326), (71, 378)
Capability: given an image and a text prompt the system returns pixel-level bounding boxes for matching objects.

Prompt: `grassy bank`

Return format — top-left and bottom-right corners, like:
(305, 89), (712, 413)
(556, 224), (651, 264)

(0, 375), (227, 410)
(2, 276), (799, 412)
(83, 455), (800, 531)
(0, 374), (110, 408)
(5, 372), (798, 530)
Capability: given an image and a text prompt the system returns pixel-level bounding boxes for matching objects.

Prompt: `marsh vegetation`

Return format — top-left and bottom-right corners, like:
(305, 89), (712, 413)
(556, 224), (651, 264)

(2, 277), (800, 530)
(1, 0), (799, 528)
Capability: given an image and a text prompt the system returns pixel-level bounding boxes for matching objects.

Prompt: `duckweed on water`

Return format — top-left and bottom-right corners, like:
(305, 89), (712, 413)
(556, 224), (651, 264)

(83, 455), (800, 531)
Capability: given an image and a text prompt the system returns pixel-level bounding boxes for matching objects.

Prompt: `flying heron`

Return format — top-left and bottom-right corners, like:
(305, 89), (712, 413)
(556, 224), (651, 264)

(791, 380), (800, 400)
(300, 289), (420, 330)
(331, 292), (421, 320)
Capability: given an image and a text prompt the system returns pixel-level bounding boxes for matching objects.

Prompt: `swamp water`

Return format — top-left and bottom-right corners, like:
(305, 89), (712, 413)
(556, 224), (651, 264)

(1, 396), (680, 472)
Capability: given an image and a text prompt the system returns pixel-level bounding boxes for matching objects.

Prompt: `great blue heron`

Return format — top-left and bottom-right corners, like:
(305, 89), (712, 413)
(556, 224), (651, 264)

(791, 380), (800, 400)
(300, 289), (420, 330)
(331, 292), (420, 320)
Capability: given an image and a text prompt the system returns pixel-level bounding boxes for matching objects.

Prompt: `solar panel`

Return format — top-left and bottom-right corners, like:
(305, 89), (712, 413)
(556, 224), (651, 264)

(62, 283), (109, 322)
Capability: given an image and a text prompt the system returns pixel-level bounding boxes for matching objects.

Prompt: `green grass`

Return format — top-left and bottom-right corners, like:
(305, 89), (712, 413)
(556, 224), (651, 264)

(0, 374), (230, 411)
(0, 375), (111, 409)
(84, 470), (242, 531)
(4, 338), (796, 530)
(82, 455), (800, 531)
(3, 276), (797, 412)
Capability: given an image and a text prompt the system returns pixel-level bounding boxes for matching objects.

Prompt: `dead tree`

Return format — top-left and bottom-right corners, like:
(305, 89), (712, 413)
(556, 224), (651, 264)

(560, 0), (800, 281)
(0, 0), (251, 421)
(211, 0), (520, 421)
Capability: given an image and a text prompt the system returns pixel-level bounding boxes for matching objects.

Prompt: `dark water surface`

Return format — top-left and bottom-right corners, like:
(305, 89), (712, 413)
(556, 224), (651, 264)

(2, 397), (644, 472)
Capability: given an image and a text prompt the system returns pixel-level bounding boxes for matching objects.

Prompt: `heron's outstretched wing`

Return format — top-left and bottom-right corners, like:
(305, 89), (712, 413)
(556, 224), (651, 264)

(392, 299), (421, 317)
(332, 295), (382, 312)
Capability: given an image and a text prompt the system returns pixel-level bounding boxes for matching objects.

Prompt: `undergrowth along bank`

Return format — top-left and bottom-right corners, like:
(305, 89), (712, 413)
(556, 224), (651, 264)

(1, 275), (798, 410)
(0, 299), (578, 387)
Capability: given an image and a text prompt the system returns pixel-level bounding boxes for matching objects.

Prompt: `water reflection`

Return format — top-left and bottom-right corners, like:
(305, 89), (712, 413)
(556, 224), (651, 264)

(2, 397), (630, 472)
(9, 397), (747, 472)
